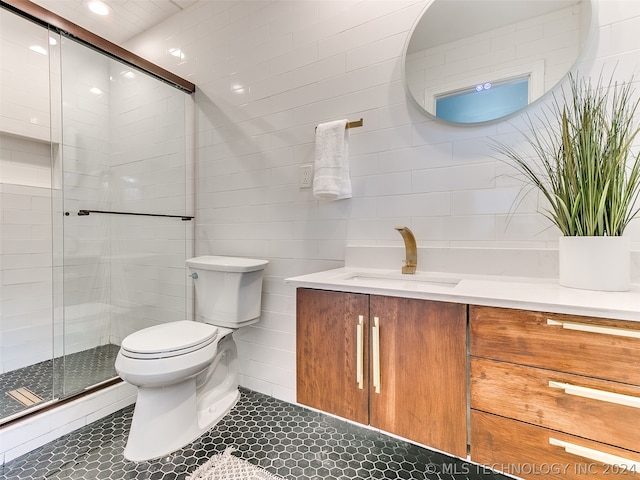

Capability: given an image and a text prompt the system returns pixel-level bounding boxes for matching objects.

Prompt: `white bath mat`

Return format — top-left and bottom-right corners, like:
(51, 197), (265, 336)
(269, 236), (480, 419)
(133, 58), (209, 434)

(187, 447), (283, 480)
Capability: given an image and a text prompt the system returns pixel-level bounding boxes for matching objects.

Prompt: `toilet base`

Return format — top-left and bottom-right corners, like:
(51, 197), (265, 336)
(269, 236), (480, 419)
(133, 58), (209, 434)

(124, 379), (239, 462)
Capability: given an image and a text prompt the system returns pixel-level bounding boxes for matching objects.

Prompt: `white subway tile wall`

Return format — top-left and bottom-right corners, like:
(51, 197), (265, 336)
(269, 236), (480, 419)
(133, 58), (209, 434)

(0, 13), (51, 143)
(123, 0), (640, 404)
(0, 183), (53, 373)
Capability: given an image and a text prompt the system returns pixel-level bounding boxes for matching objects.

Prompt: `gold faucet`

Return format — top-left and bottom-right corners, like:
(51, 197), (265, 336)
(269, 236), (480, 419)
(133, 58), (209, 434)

(395, 226), (417, 274)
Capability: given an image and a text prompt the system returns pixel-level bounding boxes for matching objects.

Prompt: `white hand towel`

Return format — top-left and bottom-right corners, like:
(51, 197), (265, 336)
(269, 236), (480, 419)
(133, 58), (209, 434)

(313, 119), (352, 200)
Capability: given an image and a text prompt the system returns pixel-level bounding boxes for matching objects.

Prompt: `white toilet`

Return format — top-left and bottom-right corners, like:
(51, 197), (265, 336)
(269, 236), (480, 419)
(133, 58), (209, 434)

(115, 255), (268, 462)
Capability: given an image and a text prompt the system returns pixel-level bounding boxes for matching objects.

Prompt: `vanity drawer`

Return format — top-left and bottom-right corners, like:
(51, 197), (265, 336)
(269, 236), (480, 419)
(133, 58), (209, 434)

(470, 305), (640, 385)
(471, 410), (640, 479)
(470, 357), (640, 452)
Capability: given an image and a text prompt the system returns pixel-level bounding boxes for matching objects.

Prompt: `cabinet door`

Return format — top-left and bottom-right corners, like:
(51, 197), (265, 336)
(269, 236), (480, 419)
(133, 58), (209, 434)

(296, 288), (370, 424)
(369, 295), (467, 457)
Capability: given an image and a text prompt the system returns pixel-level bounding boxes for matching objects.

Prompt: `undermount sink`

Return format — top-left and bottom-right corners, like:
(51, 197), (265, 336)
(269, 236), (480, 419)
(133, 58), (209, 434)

(338, 271), (461, 288)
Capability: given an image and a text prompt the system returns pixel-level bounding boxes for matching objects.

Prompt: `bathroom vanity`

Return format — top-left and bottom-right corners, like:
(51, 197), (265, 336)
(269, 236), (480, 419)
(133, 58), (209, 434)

(296, 288), (467, 457)
(287, 253), (640, 479)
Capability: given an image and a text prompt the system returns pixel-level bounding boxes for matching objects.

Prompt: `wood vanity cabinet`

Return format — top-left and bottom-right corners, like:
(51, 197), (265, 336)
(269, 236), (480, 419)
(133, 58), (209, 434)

(296, 288), (467, 457)
(469, 305), (640, 479)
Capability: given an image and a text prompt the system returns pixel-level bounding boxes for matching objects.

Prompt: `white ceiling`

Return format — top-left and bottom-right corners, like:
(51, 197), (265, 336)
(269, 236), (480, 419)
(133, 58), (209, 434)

(30, 0), (197, 45)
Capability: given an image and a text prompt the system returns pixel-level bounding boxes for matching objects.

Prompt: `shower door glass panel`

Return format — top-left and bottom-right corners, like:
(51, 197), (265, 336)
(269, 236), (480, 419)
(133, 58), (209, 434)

(0, 9), (58, 422)
(59, 35), (193, 397)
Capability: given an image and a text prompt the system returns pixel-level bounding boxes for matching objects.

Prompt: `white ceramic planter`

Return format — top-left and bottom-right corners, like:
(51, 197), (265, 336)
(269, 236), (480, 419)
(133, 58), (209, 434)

(559, 236), (631, 291)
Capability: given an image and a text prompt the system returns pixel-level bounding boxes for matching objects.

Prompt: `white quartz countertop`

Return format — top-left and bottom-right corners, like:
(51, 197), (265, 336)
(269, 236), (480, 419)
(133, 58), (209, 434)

(285, 267), (640, 322)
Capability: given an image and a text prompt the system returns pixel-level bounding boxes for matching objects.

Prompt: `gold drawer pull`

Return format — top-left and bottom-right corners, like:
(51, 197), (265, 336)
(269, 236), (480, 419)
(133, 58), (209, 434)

(549, 438), (640, 471)
(546, 319), (640, 339)
(548, 381), (640, 409)
(356, 315), (364, 390)
(372, 316), (381, 394)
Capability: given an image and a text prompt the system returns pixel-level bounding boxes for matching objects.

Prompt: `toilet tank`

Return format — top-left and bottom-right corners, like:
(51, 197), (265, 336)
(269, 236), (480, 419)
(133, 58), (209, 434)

(186, 256), (268, 328)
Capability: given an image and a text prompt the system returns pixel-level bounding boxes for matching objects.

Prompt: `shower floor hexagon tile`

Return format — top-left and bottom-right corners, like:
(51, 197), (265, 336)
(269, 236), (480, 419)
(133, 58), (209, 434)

(0, 345), (121, 419)
(0, 389), (510, 480)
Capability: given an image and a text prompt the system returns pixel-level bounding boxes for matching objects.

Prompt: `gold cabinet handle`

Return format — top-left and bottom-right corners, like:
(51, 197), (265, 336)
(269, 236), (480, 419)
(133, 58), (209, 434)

(546, 319), (640, 339)
(356, 315), (364, 390)
(548, 381), (640, 409)
(372, 316), (381, 394)
(549, 438), (640, 471)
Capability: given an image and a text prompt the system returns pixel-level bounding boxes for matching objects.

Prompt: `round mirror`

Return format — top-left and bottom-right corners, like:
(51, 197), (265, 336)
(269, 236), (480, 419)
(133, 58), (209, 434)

(403, 0), (594, 125)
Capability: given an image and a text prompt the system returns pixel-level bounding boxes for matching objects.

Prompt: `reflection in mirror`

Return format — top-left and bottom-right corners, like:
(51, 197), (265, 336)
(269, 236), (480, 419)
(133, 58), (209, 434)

(403, 0), (592, 125)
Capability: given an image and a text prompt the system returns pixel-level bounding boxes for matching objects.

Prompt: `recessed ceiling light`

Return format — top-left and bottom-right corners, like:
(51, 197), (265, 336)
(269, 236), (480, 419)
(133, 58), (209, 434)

(169, 48), (185, 60)
(88, 1), (110, 16)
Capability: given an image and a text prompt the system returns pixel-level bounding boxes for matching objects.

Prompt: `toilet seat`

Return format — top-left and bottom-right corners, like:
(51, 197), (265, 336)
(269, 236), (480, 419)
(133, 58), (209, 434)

(120, 320), (218, 359)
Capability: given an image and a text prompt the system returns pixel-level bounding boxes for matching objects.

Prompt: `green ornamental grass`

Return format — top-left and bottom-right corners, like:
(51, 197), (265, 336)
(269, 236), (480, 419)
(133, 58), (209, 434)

(494, 73), (640, 236)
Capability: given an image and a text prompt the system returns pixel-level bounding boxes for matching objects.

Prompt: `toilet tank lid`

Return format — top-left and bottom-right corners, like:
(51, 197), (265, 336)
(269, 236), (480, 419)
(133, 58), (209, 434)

(186, 255), (268, 273)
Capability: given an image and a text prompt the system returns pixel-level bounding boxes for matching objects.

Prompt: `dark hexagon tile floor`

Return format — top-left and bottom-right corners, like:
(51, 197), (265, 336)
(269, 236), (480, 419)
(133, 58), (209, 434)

(1, 344), (120, 419)
(1, 388), (510, 480)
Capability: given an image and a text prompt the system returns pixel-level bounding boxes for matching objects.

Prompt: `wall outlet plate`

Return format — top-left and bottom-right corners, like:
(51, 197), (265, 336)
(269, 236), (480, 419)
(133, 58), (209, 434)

(299, 164), (313, 188)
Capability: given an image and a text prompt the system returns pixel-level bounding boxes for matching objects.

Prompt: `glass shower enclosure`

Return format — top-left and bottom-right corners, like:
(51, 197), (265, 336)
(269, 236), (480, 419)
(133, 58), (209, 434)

(0, 6), (194, 424)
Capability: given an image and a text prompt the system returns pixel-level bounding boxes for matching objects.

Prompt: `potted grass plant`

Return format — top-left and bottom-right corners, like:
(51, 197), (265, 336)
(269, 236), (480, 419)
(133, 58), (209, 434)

(494, 73), (640, 291)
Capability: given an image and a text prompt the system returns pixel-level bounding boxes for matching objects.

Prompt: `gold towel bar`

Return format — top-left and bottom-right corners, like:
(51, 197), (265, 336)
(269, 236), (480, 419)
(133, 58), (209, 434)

(315, 118), (363, 131)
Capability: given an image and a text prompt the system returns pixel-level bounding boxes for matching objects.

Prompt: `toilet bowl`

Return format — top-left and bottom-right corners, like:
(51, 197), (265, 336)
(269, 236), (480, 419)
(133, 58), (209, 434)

(115, 256), (268, 462)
